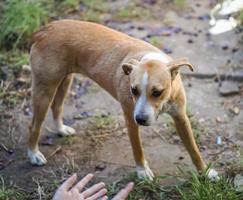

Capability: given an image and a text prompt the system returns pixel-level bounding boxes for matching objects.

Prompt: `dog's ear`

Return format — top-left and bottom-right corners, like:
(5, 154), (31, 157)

(168, 57), (194, 80)
(122, 59), (139, 75)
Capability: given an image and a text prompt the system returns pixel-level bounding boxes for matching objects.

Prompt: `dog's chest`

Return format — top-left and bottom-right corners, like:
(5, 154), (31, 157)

(161, 101), (180, 116)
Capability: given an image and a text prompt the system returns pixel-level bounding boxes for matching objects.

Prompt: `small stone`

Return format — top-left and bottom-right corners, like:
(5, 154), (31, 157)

(232, 48), (239, 53)
(187, 39), (193, 43)
(137, 26), (145, 31)
(22, 64), (31, 71)
(229, 106), (240, 115)
(218, 81), (240, 96)
(95, 163), (106, 171)
(179, 156), (184, 160)
(216, 116), (222, 123)
(222, 45), (229, 50)
(234, 174), (243, 192)
(7, 149), (14, 154)
(63, 118), (75, 126)
(163, 47), (173, 54)
(198, 118), (205, 124)
(40, 136), (54, 146)
(198, 15), (210, 21)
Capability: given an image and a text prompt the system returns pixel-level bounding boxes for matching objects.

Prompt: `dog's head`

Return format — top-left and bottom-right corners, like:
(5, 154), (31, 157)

(122, 57), (193, 126)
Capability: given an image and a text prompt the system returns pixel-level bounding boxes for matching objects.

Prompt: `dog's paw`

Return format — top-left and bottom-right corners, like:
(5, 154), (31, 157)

(56, 124), (76, 136)
(136, 161), (154, 180)
(207, 169), (219, 181)
(28, 149), (47, 166)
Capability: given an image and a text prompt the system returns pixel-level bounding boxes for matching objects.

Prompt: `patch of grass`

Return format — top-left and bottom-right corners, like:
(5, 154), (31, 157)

(173, 0), (186, 8)
(55, 0), (81, 14)
(91, 113), (115, 129)
(116, 2), (151, 20)
(0, 176), (26, 200)
(81, 0), (108, 13)
(58, 135), (79, 146)
(177, 169), (242, 200)
(81, 0), (109, 22)
(83, 9), (102, 22)
(0, 50), (29, 70)
(0, 0), (48, 49)
(108, 173), (170, 200)
(108, 168), (242, 200)
(149, 36), (163, 48)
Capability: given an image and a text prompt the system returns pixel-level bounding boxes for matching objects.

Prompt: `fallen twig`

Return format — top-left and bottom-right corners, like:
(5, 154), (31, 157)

(46, 145), (62, 160)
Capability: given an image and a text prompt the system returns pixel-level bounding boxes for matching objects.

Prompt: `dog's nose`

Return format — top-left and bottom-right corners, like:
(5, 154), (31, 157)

(135, 114), (149, 125)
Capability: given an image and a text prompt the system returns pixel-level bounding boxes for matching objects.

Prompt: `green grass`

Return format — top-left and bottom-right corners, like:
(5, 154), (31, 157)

(149, 36), (163, 48)
(0, 49), (29, 70)
(178, 170), (242, 200)
(173, 0), (186, 8)
(0, 177), (25, 200)
(108, 173), (169, 200)
(107, 168), (242, 200)
(0, 0), (48, 49)
(116, 3), (151, 20)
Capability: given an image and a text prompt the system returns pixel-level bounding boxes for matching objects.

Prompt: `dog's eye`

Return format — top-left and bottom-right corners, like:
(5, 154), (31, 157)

(152, 90), (163, 97)
(131, 87), (139, 96)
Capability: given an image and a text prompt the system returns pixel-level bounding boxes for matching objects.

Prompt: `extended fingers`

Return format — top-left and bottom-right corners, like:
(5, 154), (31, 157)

(86, 188), (107, 200)
(82, 182), (106, 197)
(73, 173), (94, 191)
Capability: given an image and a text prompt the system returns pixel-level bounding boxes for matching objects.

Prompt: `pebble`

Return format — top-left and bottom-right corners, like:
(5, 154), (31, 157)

(229, 106), (240, 115)
(95, 163), (106, 171)
(222, 45), (229, 50)
(187, 39), (193, 43)
(163, 47), (173, 54)
(234, 174), (243, 192)
(218, 81), (240, 96)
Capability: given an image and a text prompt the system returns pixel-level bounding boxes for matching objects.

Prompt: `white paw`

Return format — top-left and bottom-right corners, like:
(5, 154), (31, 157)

(136, 161), (154, 180)
(28, 149), (47, 166)
(207, 169), (219, 181)
(56, 124), (76, 136)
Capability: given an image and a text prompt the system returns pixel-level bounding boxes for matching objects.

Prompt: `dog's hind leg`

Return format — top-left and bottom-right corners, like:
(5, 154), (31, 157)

(51, 74), (75, 136)
(28, 79), (59, 166)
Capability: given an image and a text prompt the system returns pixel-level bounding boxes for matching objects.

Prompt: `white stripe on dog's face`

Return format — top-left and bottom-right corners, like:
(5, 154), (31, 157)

(134, 71), (155, 125)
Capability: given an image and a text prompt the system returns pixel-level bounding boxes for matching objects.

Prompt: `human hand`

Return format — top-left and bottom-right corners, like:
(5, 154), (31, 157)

(53, 173), (107, 200)
(112, 182), (134, 200)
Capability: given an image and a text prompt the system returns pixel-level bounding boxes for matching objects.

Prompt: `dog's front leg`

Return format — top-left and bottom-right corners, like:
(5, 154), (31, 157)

(171, 110), (218, 179)
(122, 103), (154, 180)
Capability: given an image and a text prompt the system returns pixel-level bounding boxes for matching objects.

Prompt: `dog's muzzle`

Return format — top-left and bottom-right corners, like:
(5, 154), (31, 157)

(135, 113), (151, 126)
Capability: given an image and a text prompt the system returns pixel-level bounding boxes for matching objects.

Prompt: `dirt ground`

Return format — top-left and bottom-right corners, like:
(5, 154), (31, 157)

(0, 0), (242, 199)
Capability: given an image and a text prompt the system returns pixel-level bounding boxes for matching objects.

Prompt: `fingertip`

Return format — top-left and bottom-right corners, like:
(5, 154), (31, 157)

(103, 188), (107, 193)
(72, 173), (77, 178)
(128, 182), (134, 186)
(87, 173), (94, 178)
(102, 196), (108, 200)
(100, 182), (106, 187)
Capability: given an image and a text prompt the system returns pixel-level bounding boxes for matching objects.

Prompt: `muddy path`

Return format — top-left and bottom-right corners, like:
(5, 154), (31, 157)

(0, 0), (242, 199)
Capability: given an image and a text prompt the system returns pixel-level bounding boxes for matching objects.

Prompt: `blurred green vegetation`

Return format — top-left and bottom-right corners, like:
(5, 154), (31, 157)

(0, 0), (48, 49)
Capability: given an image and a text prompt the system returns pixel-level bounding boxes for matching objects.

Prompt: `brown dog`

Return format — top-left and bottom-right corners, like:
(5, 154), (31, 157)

(28, 20), (218, 179)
